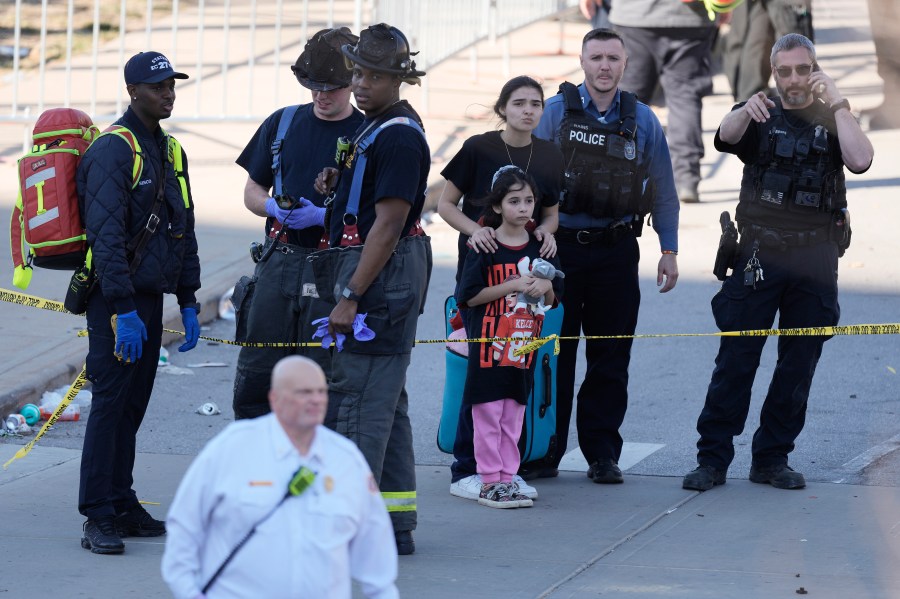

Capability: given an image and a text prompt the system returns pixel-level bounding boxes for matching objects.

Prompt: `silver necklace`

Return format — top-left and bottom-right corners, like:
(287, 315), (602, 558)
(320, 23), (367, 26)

(502, 136), (533, 173)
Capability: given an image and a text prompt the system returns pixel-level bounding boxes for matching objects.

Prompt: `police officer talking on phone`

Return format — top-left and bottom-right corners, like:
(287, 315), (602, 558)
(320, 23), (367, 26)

(683, 34), (874, 492)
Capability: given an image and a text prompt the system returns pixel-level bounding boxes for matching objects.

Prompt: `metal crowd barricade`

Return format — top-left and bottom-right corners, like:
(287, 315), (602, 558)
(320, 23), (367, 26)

(0, 0), (577, 129)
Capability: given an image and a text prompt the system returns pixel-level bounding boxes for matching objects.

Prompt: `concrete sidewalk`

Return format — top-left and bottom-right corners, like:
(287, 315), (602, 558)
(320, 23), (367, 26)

(1, 444), (898, 598)
(1, 1), (899, 597)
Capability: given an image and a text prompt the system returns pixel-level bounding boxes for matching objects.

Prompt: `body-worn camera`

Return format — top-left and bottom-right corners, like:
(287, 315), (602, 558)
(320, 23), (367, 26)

(275, 193), (297, 210)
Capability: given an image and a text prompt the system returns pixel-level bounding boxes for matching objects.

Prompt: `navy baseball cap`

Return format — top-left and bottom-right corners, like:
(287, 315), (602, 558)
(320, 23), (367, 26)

(124, 51), (189, 84)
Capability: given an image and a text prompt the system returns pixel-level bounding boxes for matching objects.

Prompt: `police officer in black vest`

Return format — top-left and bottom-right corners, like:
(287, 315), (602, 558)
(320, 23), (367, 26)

(683, 34), (874, 492)
(535, 28), (680, 485)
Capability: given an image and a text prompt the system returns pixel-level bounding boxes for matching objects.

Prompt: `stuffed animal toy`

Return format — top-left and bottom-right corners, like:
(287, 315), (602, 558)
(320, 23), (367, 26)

(514, 256), (564, 318)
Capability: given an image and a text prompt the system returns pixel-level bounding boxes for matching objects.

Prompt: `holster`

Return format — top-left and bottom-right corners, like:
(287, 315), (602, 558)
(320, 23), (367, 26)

(832, 209), (852, 257)
(64, 263), (95, 315)
(713, 211), (739, 281)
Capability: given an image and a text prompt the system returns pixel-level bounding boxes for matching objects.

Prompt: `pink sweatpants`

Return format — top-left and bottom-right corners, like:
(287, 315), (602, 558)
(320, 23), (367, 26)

(472, 399), (525, 484)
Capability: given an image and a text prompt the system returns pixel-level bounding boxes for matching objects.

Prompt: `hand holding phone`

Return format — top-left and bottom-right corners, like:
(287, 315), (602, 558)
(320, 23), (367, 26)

(808, 63), (839, 104)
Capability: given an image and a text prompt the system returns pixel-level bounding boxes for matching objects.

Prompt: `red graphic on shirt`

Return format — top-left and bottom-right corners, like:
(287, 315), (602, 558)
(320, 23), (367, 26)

(490, 311), (541, 368)
(478, 278), (544, 369)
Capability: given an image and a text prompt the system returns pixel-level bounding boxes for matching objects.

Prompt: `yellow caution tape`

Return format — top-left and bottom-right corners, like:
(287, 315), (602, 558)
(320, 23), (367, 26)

(1, 285), (899, 466)
(3, 366), (88, 470)
(0, 288), (69, 314)
(513, 334), (560, 357)
(2, 287), (899, 353)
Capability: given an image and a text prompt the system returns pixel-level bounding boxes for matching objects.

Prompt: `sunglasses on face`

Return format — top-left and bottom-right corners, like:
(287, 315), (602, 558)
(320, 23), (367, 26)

(773, 64), (814, 78)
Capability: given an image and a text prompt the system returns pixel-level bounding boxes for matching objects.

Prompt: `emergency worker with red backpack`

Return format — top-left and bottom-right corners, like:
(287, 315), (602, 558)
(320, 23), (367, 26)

(76, 51), (201, 555)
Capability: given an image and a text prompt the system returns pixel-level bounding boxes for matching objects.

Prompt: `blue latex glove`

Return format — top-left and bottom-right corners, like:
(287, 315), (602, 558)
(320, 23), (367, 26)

(115, 310), (147, 363)
(179, 307), (200, 352)
(264, 196), (325, 230)
(351, 313), (375, 342)
(312, 317), (346, 352)
(311, 314), (375, 352)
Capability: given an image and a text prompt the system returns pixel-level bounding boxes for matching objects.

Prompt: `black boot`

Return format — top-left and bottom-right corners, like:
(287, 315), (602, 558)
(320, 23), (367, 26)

(115, 504), (166, 537)
(81, 517), (125, 554)
(395, 530), (415, 555)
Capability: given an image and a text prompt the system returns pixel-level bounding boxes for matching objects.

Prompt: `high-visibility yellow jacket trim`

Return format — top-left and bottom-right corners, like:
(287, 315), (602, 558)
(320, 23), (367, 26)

(381, 491), (417, 512)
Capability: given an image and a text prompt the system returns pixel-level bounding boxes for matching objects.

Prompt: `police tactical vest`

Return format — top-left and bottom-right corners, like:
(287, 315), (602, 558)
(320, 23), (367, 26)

(557, 82), (650, 219)
(743, 98), (845, 222)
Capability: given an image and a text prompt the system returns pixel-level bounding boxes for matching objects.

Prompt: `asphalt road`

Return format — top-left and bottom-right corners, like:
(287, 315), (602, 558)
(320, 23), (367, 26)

(7, 227), (899, 490)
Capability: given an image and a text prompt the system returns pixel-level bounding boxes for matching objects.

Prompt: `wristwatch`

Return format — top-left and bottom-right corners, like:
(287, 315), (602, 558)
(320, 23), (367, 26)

(341, 286), (363, 303)
(830, 99), (851, 114)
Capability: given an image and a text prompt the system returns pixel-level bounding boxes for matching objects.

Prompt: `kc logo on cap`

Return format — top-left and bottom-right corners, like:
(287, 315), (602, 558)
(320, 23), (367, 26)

(124, 51), (189, 85)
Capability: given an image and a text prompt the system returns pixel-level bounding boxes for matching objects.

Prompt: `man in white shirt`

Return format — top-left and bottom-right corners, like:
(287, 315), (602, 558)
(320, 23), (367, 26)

(161, 356), (398, 599)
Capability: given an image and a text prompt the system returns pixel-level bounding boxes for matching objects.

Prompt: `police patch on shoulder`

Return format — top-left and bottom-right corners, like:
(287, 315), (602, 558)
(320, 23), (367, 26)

(302, 283), (319, 298)
(624, 140), (636, 161)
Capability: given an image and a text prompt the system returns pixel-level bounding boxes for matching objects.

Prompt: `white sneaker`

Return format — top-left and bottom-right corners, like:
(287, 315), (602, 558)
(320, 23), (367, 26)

(450, 474), (482, 500)
(513, 475), (538, 499)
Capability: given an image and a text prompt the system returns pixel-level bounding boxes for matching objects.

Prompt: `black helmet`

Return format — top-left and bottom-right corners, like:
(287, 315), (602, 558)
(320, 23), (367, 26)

(291, 27), (358, 91)
(340, 23), (425, 78)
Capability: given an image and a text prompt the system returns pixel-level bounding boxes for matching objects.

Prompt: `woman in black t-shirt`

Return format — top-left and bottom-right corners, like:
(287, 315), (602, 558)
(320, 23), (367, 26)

(437, 76), (564, 280)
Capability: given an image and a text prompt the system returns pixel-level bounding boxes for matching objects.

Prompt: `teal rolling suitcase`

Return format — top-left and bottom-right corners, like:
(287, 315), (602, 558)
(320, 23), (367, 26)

(437, 295), (562, 466)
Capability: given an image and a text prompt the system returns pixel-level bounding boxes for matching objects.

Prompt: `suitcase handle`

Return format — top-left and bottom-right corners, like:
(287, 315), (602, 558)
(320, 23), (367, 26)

(539, 354), (551, 418)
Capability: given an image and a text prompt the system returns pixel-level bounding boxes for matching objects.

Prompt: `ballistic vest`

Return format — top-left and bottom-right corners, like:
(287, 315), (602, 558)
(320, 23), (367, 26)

(739, 98), (846, 228)
(557, 83), (650, 219)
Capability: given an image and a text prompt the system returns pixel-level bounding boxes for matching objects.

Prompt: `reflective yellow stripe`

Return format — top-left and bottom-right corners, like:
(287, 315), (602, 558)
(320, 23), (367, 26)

(32, 128), (87, 140)
(381, 491), (417, 512)
(166, 135), (190, 208)
(35, 180), (45, 213)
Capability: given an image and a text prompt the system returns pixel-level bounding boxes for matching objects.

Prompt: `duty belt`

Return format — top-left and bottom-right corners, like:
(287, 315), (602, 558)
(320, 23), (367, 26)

(557, 221), (634, 246)
(741, 223), (832, 250)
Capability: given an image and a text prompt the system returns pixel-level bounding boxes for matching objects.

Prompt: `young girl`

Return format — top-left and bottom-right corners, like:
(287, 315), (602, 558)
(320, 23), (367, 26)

(457, 167), (561, 509)
(439, 76), (565, 501)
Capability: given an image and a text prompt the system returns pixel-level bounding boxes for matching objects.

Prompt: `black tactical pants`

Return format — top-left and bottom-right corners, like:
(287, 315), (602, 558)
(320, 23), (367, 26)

(554, 232), (641, 466)
(695, 240), (839, 471)
(79, 292), (163, 520)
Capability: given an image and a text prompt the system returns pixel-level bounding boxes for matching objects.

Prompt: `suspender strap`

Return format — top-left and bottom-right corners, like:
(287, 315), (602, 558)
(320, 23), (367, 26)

(345, 116), (425, 218)
(125, 135), (168, 272)
(98, 126), (143, 189)
(271, 105), (300, 199)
